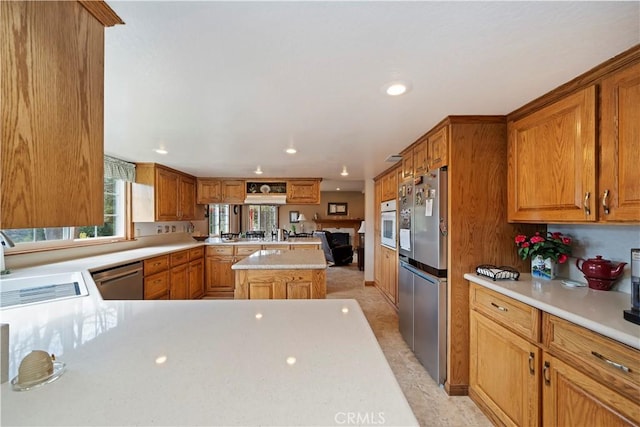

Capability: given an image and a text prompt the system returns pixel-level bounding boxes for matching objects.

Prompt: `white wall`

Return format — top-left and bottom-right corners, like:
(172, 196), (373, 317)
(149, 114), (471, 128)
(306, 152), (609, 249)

(363, 179), (375, 283)
(549, 224), (640, 293)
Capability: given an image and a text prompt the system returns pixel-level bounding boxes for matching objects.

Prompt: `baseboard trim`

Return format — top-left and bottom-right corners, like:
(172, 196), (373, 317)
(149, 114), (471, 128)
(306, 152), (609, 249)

(444, 382), (469, 396)
(364, 280), (375, 286)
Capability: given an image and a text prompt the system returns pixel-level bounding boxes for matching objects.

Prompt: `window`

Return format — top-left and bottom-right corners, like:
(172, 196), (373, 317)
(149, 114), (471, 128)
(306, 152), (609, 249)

(209, 204), (230, 236)
(247, 205), (278, 235)
(2, 178), (126, 247)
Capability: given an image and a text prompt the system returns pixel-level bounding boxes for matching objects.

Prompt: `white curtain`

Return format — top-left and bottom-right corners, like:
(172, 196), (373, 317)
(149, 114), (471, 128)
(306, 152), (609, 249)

(104, 155), (135, 182)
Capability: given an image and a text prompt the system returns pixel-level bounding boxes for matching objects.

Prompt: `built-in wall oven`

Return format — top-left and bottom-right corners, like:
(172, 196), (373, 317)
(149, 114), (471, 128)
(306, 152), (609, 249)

(380, 200), (397, 249)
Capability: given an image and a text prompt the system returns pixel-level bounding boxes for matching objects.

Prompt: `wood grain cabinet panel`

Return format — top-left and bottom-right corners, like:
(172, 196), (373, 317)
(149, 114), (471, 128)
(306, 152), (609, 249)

(427, 126), (448, 170)
(188, 257), (204, 299)
(196, 178), (222, 204)
(287, 179), (321, 204)
(144, 255), (170, 276)
(402, 149), (414, 179)
(221, 180), (246, 204)
(144, 271), (169, 300)
(134, 164), (200, 221)
(1, 1), (120, 228)
(470, 310), (540, 427)
(542, 354), (639, 427)
(205, 246), (235, 298)
(599, 62), (640, 222)
(507, 86), (597, 222)
(169, 263), (189, 300)
(413, 139), (428, 176)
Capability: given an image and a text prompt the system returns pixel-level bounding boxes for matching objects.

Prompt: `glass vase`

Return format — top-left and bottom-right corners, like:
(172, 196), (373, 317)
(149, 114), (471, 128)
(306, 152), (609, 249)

(531, 255), (556, 280)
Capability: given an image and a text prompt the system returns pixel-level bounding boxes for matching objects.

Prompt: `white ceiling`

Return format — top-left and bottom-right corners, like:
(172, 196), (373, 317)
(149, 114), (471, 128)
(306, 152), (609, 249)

(104, 1), (639, 192)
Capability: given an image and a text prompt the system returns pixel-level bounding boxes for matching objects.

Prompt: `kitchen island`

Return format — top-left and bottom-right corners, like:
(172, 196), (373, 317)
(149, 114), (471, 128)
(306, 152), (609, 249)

(1, 296), (417, 426)
(232, 249), (327, 299)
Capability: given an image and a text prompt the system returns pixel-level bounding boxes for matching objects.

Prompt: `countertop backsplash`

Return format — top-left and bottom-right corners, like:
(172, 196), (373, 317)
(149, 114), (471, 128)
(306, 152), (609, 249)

(549, 224), (640, 294)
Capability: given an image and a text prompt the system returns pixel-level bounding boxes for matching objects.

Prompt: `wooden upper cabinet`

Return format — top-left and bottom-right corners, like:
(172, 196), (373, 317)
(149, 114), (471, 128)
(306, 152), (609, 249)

(179, 175), (196, 220)
(287, 179), (321, 204)
(221, 180), (246, 204)
(381, 168), (398, 202)
(599, 62), (640, 222)
(428, 126), (449, 170)
(197, 178), (222, 204)
(413, 139), (428, 176)
(155, 167), (180, 220)
(507, 86), (597, 223)
(134, 163), (199, 221)
(0, 1), (122, 229)
(402, 150), (414, 179)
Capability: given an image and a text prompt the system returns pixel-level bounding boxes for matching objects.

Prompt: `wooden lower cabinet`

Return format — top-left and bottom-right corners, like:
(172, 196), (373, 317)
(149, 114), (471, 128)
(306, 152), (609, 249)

(542, 354), (639, 427)
(188, 259), (204, 299)
(377, 245), (397, 305)
(470, 310), (540, 427)
(234, 269), (326, 300)
(169, 263), (189, 300)
(144, 271), (169, 300)
(469, 283), (640, 427)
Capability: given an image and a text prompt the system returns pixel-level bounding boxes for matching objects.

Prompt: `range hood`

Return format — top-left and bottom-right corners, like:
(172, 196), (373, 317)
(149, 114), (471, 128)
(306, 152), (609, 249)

(244, 194), (287, 205)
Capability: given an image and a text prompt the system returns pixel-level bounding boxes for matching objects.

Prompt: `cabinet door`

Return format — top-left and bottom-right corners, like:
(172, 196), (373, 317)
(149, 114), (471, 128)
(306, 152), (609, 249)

(205, 256), (235, 292)
(197, 179), (221, 204)
(542, 354), (639, 427)
(402, 150), (414, 179)
(144, 271), (169, 300)
(170, 263), (189, 300)
(222, 180), (246, 204)
(287, 180), (320, 204)
(428, 126), (448, 170)
(599, 62), (640, 221)
(508, 86), (597, 222)
(413, 139), (427, 176)
(188, 258), (204, 299)
(469, 311), (540, 427)
(1, 1), (105, 229)
(156, 168), (180, 221)
(179, 175), (196, 220)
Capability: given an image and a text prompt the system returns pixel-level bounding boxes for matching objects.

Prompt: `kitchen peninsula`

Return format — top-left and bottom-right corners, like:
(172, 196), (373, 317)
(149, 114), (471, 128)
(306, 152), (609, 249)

(233, 249), (327, 299)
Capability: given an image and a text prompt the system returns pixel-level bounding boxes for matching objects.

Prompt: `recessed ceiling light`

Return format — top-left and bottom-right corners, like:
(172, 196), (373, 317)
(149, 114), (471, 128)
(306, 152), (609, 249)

(254, 166), (263, 175)
(340, 166), (349, 177)
(154, 148), (168, 155)
(383, 80), (411, 96)
(336, 187), (341, 191)
(285, 147), (297, 154)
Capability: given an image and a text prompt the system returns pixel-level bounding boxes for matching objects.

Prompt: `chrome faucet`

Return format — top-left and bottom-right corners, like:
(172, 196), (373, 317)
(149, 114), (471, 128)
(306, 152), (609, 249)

(0, 231), (16, 275)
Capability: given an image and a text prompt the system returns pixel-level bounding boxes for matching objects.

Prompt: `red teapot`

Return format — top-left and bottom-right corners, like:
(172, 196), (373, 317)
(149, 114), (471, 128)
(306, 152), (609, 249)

(576, 255), (627, 280)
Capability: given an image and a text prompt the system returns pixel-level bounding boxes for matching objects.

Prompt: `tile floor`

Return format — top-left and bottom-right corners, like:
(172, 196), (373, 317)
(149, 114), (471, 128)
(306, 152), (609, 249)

(326, 264), (492, 427)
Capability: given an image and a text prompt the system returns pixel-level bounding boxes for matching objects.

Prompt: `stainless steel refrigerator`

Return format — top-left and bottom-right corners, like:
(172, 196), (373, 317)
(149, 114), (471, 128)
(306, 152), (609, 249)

(398, 168), (448, 385)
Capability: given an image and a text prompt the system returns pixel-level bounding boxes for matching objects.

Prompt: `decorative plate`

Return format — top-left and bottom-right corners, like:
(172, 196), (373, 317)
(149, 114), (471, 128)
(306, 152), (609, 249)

(11, 361), (66, 391)
(260, 184), (271, 194)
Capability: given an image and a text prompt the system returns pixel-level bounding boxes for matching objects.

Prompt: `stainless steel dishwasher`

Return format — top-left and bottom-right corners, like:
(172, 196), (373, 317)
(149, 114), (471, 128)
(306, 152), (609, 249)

(91, 261), (144, 300)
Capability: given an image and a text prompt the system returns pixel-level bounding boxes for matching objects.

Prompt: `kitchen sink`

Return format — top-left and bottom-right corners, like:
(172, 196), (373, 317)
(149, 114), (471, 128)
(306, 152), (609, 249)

(0, 272), (89, 309)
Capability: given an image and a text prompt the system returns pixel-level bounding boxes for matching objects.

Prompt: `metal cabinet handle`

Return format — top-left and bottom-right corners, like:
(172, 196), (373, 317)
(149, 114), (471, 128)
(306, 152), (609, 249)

(153, 262), (162, 266)
(490, 302), (508, 312)
(591, 351), (631, 373)
(528, 352), (535, 375)
(602, 190), (610, 215)
(543, 361), (551, 385)
(584, 192), (591, 216)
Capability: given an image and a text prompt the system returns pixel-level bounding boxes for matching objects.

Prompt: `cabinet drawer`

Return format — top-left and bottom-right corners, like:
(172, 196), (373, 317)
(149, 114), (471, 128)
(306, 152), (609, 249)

(235, 245), (262, 257)
(470, 283), (540, 342)
(144, 271), (169, 299)
(189, 247), (204, 260)
(291, 244), (320, 251)
(144, 255), (169, 276)
(207, 245), (234, 256)
(543, 313), (640, 402)
(170, 250), (189, 267)
(263, 244), (289, 250)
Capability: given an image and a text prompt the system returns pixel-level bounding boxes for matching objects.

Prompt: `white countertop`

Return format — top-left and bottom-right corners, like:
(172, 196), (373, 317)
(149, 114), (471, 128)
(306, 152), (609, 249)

(464, 273), (640, 350)
(0, 297), (417, 426)
(205, 237), (322, 246)
(232, 249), (328, 270)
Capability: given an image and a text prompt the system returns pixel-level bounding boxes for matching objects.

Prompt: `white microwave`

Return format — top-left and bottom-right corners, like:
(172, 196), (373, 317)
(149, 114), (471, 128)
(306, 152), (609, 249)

(381, 200), (396, 249)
